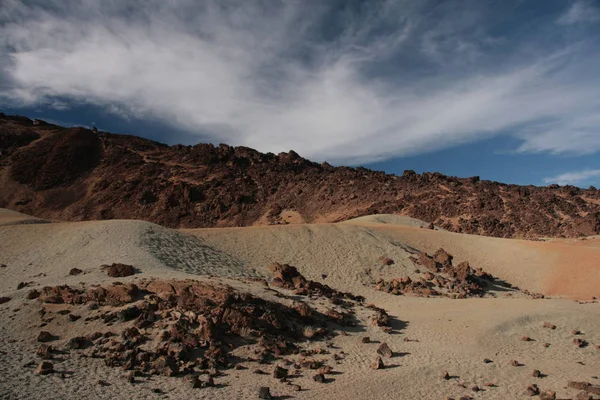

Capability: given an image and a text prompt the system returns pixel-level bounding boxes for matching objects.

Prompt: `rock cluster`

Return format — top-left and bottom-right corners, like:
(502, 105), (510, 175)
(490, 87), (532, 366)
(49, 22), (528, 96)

(34, 278), (355, 382)
(375, 248), (496, 298)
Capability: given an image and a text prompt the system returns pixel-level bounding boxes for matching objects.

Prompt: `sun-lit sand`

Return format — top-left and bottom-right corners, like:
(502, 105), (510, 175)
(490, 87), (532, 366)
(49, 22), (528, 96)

(1, 209), (599, 399)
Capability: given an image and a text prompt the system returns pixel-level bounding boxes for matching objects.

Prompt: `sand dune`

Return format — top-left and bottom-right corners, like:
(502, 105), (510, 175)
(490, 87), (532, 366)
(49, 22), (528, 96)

(190, 216), (600, 299)
(1, 210), (599, 399)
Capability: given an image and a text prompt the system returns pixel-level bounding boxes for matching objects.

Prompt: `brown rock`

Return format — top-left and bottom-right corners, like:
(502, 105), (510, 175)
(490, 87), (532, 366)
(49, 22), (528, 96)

(510, 360), (520, 367)
(543, 343), (551, 348)
(532, 370), (541, 378)
(37, 331), (54, 343)
(523, 384), (539, 396)
(573, 338), (587, 348)
(572, 329), (581, 335)
(35, 361), (54, 375)
(26, 290), (40, 300)
(371, 356), (384, 370)
(258, 387), (272, 399)
(36, 344), (52, 359)
(313, 373), (325, 383)
(442, 370), (450, 380)
(379, 257), (394, 266)
(576, 392), (593, 400)
(361, 337), (370, 343)
(69, 268), (83, 275)
(102, 263), (136, 278)
(521, 336), (533, 341)
(568, 381), (591, 390)
(538, 390), (556, 400)
(317, 365), (332, 375)
(273, 366), (288, 379)
(291, 384), (301, 392)
(542, 322), (556, 329)
(377, 342), (393, 358)
(0, 296), (10, 304)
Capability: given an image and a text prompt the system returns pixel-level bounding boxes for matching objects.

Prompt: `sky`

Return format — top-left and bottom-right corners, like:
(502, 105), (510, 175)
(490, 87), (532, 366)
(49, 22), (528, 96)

(1, 0), (600, 187)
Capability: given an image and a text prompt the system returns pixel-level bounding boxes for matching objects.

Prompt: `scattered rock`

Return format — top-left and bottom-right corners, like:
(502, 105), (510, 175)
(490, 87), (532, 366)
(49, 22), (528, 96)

(66, 336), (89, 349)
(377, 342), (393, 358)
(538, 390), (556, 400)
(510, 360), (520, 367)
(371, 356), (384, 370)
(573, 338), (588, 348)
(543, 343), (551, 348)
(379, 257), (394, 266)
(313, 373), (325, 383)
(35, 361), (53, 375)
(36, 344), (52, 359)
(69, 268), (83, 276)
(576, 392), (593, 400)
(0, 297), (11, 304)
(523, 384), (539, 396)
(37, 331), (54, 343)
(68, 314), (81, 322)
(532, 370), (542, 378)
(542, 322), (556, 329)
(26, 290), (40, 300)
(317, 365), (332, 375)
(102, 263), (136, 278)
(291, 384), (301, 391)
(483, 358), (493, 363)
(521, 336), (533, 342)
(471, 385), (480, 392)
(273, 366), (288, 379)
(258, 387), (272, 399)
(572, 330), (582, 335)
(442, 370), (450, 380)
(361, 337), (370, 343)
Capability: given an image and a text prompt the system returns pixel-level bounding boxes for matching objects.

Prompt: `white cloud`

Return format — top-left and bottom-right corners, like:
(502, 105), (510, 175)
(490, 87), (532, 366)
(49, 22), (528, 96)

(557, 1), (600, 25)
(1, 0), (600, 163)
(543, 169), (600, 186)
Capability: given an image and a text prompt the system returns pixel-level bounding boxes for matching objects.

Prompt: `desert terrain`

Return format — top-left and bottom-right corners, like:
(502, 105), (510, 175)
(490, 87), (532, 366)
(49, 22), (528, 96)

(1, 208), (599, 400)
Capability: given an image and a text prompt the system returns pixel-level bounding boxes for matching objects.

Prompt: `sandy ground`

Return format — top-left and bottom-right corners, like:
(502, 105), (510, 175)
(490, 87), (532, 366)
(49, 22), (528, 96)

(1, 210), (599, 399)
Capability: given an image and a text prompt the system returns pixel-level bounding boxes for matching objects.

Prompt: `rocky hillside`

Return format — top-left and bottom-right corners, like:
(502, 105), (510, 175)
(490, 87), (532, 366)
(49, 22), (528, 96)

(1, 113), (599, 238)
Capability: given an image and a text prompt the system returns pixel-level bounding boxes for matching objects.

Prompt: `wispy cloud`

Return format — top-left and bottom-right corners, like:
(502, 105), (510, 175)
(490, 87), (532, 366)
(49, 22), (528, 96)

(543, 169), (600, 186)
(557, 1), (600, 25)
(1, 0), (600, 163)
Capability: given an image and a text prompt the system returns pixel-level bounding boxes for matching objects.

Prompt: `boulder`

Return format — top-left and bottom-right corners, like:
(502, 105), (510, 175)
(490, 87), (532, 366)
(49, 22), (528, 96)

(523, 384), (539, 396)
(102, 263), (136, 278)
(538, 390), (556, 400)
(258, 387), (272, 399)
(37, 331), (54, 343)
(376, 342), (393, 358)
(35, 361), (54, 375)
(273, 366), (288, 379)
(371, 356), (384, 370)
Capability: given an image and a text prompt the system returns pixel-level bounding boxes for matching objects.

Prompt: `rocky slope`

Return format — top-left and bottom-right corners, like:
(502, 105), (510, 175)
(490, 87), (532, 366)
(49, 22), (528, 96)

(1, 113), (600, 238)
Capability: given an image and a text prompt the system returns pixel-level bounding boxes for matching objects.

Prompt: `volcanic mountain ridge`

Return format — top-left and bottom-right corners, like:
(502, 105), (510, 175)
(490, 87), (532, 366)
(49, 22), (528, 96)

(1, 113), (599, 239)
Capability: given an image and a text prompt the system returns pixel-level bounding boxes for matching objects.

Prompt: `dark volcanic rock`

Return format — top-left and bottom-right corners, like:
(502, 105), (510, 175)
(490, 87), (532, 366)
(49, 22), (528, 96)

(102, 263), (136, 278)
(2, 114), (600, 239)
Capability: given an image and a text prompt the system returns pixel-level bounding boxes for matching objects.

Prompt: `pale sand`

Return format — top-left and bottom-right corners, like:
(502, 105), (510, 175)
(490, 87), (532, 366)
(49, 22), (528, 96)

(1, 210), (599, 399)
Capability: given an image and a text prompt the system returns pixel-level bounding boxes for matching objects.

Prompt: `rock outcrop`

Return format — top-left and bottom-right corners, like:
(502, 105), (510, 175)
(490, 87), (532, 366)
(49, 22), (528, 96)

(2, 113), (600, 239)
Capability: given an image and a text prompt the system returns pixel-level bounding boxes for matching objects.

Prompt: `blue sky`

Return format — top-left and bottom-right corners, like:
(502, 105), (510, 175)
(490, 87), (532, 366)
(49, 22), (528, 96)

(1, 0), (600, 186)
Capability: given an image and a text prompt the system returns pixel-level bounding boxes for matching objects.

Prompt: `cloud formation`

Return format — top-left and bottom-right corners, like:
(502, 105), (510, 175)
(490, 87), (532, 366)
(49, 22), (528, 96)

(1, 0), (600, 163)
(543, 169), (600, 186)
